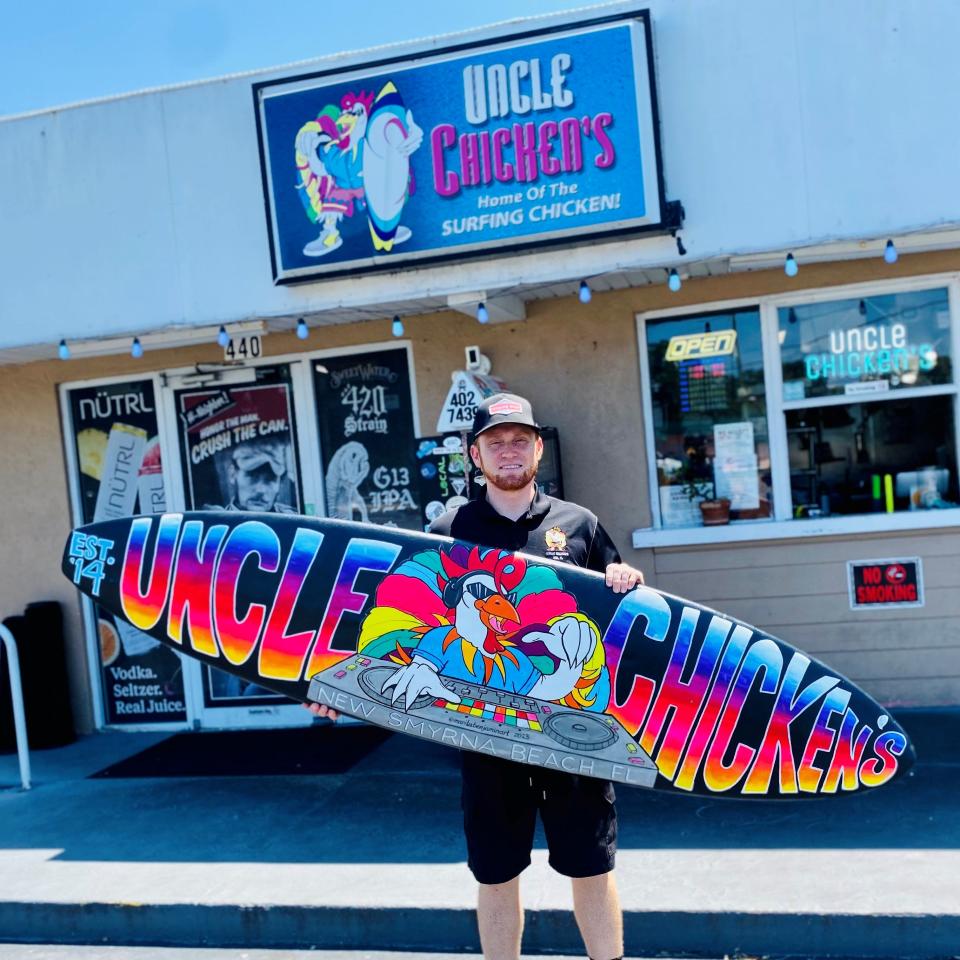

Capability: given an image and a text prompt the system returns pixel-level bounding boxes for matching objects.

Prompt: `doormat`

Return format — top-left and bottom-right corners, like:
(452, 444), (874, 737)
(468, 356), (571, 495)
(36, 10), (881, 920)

(90, 725), (393, 778)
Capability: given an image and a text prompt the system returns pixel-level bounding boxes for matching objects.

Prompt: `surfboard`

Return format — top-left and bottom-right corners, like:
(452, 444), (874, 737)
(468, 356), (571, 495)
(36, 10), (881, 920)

(62, 512), (915, 798)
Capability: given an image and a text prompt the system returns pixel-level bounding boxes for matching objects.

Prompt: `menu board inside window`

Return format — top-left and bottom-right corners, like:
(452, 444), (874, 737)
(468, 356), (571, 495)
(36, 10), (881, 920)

(778, 288), (952, 400)
(646, 309), (772, 527)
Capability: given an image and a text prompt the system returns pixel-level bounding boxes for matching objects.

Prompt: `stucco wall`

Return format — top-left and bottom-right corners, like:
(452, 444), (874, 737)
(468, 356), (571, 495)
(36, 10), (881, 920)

(2, 248), (959, 732)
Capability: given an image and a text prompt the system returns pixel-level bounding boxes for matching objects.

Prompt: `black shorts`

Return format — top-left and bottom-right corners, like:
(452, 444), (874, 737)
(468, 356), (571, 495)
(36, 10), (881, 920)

(460, 752), (617, 885)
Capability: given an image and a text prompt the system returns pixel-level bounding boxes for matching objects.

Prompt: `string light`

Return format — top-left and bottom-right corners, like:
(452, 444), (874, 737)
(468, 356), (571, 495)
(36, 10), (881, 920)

(884, 239), (898, 264)
(668, 269), (681, 293)
(578, 281), (592, 304)
(784, 253), (798, 277)
(217, 325), (230, 347)
(58, 339), (70, 360)
(296, 318), (309, 340)
(392, 315), (404, 337)
(674, 233), (687, 256)
(477, 303), (489, 323)
(131, 337), (143, 359)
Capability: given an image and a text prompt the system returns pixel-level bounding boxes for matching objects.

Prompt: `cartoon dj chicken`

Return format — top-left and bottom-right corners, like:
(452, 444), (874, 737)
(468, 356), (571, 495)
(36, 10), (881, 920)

(356, 544), (612, 712)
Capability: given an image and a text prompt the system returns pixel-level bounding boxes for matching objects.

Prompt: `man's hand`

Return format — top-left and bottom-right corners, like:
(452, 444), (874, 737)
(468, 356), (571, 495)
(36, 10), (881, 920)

(303, 702), (339, 722)
(381, 657), (461, 710)
(605, 562), (644, 594)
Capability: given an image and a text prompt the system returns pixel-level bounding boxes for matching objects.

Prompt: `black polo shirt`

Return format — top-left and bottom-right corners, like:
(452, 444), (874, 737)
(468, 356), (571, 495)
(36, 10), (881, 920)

(428, 485), (621, 574)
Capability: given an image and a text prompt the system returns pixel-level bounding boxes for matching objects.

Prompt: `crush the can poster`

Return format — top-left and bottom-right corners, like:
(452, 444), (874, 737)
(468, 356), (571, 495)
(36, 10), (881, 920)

(255, 13), (668, 282)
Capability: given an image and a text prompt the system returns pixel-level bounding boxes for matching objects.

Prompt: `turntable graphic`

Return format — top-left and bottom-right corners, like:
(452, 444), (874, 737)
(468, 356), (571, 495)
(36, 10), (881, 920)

(307, 654), (658, 787)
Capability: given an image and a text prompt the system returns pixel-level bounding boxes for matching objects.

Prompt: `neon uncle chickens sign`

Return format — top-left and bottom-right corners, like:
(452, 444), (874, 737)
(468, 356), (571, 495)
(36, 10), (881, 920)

(111, 514), (906, 797)
(255, 13), (669, 282)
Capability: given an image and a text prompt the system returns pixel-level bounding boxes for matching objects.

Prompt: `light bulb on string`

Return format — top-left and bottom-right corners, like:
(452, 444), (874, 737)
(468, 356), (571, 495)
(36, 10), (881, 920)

(296, 318), (309, 340)
(131, 337), (143, 359)
(784, 253), (798, 277)
(667, 269), (681, 293)
(578, 281), (592, 304)
(392, 315), (404, 337)
(217, 325), (230, 347)
(884, 239), (898, 264)
(58, 339), (70, 360)
(477, 303), (489, 324)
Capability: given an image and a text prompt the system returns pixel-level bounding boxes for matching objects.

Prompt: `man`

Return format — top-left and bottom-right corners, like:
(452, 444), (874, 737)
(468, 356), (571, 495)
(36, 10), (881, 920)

(309, 393), (642, 960)
(222, 440), (296, 513)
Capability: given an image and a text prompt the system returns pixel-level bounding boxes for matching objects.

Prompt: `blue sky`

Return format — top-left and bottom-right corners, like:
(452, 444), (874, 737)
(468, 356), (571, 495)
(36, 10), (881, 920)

(0, 0), (593, 118)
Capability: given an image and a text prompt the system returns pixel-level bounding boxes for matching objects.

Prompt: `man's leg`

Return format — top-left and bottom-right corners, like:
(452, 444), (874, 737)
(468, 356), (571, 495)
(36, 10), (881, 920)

(571, 871), (623, 960)
(477, 876), (523, 960)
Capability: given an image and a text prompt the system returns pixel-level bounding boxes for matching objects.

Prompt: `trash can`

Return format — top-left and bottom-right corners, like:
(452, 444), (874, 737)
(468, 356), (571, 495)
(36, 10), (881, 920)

(0, 601), (75, 752)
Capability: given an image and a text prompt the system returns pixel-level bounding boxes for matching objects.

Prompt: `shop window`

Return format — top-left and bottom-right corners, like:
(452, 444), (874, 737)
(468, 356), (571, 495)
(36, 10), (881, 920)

(779, 288), (952, 401)
(641, 281), (960, 532)
(786, 395), (958, 516)
(779, 286), (958, 518)
(645, 307), (772, 527)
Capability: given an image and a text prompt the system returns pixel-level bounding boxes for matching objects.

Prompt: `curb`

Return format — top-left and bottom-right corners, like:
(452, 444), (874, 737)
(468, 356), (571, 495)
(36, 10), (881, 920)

(1, 903), (958, 958)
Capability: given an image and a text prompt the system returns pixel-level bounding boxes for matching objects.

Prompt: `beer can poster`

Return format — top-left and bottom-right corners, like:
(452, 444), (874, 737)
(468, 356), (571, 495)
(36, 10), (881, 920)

(66, 379), (187, 724)
(848, 558), (924, 610)
(175, 381), (302, 704)
(175, 382), (302, 516)
(314, 347), (421, 531)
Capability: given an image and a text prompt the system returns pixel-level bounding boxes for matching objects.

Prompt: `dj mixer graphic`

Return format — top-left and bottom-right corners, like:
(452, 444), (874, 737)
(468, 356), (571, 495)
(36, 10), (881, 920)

(307, 654), (659, 786)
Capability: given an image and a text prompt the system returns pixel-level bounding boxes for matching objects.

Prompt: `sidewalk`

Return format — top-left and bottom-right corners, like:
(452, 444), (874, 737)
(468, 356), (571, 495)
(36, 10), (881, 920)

(1, 710), (958, 959)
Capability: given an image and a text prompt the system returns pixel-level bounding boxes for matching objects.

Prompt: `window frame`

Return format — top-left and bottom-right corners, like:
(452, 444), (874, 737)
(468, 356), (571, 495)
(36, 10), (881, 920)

(635, 272), (960, 546)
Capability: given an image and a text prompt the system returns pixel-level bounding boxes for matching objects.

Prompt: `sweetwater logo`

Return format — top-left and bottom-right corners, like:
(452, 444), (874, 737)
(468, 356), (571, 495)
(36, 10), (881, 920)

(544, 525), (569, 560)
(67, 531), (116, 597)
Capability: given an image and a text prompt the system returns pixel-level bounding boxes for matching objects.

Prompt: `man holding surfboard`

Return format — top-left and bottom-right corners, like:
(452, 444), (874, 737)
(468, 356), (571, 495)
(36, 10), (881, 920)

(310, 392), (643, 960)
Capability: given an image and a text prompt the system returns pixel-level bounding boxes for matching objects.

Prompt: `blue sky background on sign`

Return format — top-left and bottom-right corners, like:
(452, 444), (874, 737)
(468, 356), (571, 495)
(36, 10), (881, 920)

(0, 0), (591, 118)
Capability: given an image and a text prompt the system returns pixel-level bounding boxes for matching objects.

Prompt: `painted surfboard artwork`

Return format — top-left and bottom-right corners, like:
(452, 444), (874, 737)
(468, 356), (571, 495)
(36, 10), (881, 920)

(62, 512), (915, 798)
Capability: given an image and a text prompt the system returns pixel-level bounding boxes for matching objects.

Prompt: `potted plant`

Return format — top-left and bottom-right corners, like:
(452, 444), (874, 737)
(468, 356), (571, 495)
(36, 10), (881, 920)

(677, 448), (730, 526)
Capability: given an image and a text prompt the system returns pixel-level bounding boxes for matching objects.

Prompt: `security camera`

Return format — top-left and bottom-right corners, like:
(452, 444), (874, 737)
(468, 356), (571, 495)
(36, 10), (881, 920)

(465, 346), (490, 374)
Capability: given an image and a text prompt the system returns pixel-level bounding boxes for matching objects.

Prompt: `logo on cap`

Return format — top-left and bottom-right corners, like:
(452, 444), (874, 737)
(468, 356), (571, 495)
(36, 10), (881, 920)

(489, 400), (524, 415)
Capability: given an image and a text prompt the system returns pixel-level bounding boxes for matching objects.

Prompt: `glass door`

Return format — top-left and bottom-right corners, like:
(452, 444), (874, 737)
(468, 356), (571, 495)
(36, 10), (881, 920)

(163, 361), (315, 729)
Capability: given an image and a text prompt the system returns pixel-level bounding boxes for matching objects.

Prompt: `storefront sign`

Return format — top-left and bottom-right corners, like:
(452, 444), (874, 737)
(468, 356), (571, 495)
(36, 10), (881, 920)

(255, 12), (669, 281)
(848, 558), (924, 609)
(315, 348), (421, 530)
(804, 323), (936, 383)
(779, 289), (951, 399)
(66, 379), (187, 724)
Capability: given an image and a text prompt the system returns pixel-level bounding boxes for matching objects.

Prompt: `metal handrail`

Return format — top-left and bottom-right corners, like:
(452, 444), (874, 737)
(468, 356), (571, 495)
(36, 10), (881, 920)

(0, 624), (31, 790)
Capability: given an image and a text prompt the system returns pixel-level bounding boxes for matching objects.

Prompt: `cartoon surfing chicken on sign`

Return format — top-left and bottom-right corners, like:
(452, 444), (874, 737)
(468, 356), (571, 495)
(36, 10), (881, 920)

(357, 543), (611, 711)
(294, 80), (423, 258)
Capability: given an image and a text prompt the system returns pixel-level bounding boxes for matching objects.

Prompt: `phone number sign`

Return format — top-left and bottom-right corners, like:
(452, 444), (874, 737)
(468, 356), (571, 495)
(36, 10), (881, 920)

(848, 557), (924, 610)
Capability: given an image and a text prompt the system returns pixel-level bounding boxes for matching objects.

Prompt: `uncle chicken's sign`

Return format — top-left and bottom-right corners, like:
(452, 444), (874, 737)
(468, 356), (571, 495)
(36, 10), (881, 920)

(254, 10), (672, 282)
